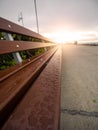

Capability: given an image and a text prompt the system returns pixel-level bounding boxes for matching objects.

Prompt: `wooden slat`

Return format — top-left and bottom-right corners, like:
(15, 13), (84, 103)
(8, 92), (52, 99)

(0, 17), (51, 42)
(0, 47), (57, 127)
(1, 47), (61, 130)
(0, 40), (56, 55)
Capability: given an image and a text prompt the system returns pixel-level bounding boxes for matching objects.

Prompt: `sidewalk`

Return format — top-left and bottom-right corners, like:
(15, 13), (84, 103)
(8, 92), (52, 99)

(60, 45), (98, 130)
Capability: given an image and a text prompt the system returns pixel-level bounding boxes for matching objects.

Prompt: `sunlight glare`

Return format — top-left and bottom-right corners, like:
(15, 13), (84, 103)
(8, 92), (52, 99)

(43, 31), (81, 44)
(43, 31), (98, 44)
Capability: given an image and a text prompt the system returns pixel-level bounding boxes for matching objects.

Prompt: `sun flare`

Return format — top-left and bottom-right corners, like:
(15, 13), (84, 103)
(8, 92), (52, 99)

(43, 30), (98, 44)
(43, 31), (82, 44)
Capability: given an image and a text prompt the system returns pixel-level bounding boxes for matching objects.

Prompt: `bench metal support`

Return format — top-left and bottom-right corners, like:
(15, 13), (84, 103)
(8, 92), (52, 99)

(4, 33), (22, 63)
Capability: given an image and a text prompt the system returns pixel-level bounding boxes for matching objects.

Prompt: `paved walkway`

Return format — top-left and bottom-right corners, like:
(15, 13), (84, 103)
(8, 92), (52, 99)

(60, 45), (98, 130)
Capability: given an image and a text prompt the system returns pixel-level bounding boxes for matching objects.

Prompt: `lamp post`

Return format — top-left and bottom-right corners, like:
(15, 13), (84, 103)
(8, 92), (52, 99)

(18, 12), (24, 26)
(34, 0), (39, 33)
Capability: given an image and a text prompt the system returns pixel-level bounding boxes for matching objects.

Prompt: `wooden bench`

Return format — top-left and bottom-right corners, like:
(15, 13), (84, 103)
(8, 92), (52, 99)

(0, 17), (61, 130)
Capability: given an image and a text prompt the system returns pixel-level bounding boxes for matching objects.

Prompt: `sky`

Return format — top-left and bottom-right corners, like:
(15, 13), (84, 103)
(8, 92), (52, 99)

(0, 0), (98, 43)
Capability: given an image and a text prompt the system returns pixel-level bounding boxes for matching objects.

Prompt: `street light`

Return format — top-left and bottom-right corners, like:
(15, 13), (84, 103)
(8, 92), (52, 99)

(18, 12), (24, 26)
(34, 0), (39, 33)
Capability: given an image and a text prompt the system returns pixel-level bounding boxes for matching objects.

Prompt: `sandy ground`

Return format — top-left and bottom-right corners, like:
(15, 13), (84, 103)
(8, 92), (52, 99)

(60, 45), (98, 130)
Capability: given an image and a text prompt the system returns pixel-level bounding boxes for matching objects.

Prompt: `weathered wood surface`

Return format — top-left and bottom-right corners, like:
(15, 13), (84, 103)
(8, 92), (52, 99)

(0, 17), (50, 42)
(61, 45), (98, 130)
(2, 47), (61, 130)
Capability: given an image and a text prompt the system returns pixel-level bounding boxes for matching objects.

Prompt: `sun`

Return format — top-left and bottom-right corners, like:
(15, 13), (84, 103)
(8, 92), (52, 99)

(43, 31), (82, 44)
(43, 30), (98, 44)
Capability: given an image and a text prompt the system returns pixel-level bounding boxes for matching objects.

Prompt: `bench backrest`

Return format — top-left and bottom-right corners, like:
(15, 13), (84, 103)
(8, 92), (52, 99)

(0, 17), (51, 42)
(0, 17), (56, 63)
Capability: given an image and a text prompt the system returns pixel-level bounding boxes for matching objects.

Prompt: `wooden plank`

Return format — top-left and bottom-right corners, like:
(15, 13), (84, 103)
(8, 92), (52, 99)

(1, 47), (61, 130)
(0, 40), (56, 55)
(0, 47), (57, 127)
(0, 17), (51, 42)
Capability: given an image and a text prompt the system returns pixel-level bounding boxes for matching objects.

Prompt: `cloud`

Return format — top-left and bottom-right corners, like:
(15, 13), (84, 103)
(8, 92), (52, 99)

(0, 0), (98, 35)
(37, 0), (98, 32)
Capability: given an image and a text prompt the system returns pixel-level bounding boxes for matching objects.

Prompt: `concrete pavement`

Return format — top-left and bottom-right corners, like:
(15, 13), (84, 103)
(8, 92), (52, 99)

(60, 45), (98, 130)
